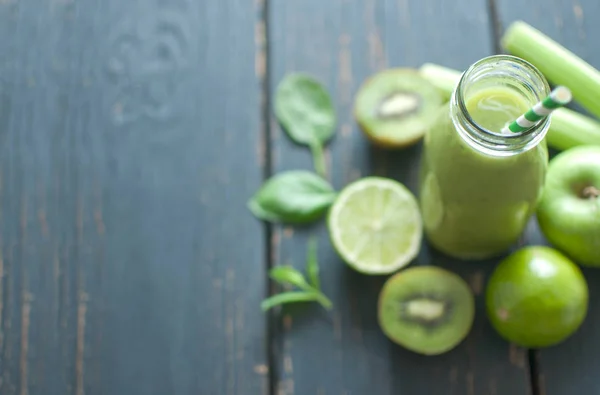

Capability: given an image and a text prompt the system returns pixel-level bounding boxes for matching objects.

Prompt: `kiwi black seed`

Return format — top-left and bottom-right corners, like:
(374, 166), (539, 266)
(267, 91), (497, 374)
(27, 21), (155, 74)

(354, 68), (443, 149)
(378, 266), (475, 355)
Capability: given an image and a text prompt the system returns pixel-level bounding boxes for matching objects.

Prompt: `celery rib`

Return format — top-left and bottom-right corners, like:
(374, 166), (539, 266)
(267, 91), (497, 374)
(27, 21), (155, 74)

(545, 108), (600, 150)
(418, 62), (600, 150)
(419, 63), (463, 102)
(501, 21), (600, 120)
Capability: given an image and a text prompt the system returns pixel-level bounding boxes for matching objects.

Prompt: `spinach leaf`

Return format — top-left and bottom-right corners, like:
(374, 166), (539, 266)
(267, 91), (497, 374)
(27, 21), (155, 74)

(248, 170), (336, 224)
(275, 73), (336, 177)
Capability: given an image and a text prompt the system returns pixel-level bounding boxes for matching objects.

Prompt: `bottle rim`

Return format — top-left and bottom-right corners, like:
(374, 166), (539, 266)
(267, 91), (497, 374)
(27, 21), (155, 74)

(453, 54), (551, 154)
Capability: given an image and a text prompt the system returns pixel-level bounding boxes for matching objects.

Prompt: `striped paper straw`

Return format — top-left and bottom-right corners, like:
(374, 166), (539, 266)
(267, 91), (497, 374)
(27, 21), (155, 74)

(502, 86), (572, 134)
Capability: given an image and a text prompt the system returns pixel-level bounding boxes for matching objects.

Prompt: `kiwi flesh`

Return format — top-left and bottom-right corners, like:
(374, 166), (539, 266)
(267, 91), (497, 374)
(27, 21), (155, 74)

(378, 266), (475, 355)
(354, 68), (442, 148)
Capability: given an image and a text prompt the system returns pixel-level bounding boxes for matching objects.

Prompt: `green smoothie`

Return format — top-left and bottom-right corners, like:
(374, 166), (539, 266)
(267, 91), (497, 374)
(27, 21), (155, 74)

(419, 86), (548, 259)
(467, 87), (530, 132)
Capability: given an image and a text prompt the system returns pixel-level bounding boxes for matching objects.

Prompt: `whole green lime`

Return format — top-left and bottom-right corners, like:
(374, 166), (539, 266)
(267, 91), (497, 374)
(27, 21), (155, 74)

(485, 246), (588, 348)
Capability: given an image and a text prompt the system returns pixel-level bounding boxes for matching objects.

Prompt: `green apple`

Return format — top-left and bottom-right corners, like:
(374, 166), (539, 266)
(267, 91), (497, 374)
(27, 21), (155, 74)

(536, 146), (600, 266)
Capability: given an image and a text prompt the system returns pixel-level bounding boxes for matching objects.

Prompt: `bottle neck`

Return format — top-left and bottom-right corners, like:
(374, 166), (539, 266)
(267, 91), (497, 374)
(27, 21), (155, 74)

(451, 55), (551, 157)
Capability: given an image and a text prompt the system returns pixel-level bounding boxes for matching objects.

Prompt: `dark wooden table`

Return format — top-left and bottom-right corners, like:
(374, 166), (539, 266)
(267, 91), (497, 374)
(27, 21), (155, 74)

(0, 0), (598, 394)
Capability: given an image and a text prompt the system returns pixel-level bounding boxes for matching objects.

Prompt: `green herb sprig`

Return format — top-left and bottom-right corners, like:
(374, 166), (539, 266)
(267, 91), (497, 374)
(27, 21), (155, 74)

(261, 237), (332, 311)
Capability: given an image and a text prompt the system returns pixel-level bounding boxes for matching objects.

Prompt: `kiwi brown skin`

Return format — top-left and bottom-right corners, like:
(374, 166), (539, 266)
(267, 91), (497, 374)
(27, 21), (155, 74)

(353, 68), (442, 149)
(377, 266), (475, 356)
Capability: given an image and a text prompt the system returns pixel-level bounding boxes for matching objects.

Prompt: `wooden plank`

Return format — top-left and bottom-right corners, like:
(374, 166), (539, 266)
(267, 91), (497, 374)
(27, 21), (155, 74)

(0, 1), (268, 394)
(268, 0), (532, 394)
(0, 4), (76, 394)
(495, 1), (600, 394)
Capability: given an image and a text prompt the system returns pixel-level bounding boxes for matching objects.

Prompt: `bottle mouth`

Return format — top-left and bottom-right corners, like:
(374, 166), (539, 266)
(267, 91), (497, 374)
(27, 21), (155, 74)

(454, 55), (551, 153)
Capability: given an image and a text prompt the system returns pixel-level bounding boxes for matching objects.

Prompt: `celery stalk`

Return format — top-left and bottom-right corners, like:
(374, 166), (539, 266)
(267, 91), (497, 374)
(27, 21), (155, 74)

(501, 21), (600, 119)
(419, 63), (463, 101)
(545, 108), (600, 150)
(418, 62), (600, 150)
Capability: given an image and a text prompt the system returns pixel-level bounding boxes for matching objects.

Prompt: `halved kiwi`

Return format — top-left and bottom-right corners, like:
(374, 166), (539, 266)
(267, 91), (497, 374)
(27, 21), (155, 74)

(378, 266), (475, 355)
(354, 68), (442, 148)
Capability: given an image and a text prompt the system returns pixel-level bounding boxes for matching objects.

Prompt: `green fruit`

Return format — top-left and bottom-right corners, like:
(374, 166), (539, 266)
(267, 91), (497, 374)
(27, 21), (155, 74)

(327, 177), (422, 275)
(536, 146), (600, 266)
(353, 69), (442, 149)
(486, 246), (588, 348)
(378, 266), (475, 355)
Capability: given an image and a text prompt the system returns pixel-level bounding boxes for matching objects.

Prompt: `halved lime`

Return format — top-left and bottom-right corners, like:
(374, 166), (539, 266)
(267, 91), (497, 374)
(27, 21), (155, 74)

(328, 177), (423, 274)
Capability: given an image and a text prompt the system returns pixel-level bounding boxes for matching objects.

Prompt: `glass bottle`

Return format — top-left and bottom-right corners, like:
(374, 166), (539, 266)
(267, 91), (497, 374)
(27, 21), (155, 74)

(418, 55), (550, 260)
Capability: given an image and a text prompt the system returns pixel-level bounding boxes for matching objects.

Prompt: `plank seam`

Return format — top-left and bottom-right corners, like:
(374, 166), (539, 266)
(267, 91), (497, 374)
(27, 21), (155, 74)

(528, 350), (542, 395)
(487, 0), (503, 54)
(257, 0), (277, 394)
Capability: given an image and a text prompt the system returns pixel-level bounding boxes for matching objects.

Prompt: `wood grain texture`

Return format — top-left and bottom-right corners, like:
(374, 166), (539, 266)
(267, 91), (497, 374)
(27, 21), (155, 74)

(0, 1), (268, 395)
(268, 0), (531, 394)
(495, 2), (600, 394)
